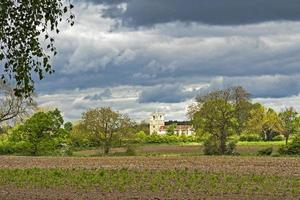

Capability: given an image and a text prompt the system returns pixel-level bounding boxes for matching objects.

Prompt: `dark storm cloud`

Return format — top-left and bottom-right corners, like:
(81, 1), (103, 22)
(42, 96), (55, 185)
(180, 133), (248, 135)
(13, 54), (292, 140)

(34, 2), (300, 120)
(34, 3), (300, 102)
(93, 0), (300, 26)
(203, 76), (300, 99)
(138, 75), (300, 104)
(84, 88), (112, 100)
(139, 84), (191, 103)
(77, 0), (127, 5)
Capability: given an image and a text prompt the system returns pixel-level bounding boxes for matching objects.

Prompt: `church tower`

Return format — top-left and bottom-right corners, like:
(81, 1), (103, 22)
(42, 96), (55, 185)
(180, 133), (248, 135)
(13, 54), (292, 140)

(149, 112), (165, 135)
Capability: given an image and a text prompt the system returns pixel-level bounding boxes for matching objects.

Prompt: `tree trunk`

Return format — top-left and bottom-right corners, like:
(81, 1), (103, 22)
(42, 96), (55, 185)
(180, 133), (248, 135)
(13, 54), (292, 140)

(32, 143), (38, 156)
(220, 127), (227, 154)
(264, 130), (273, 141)
(285, 135), (289, 146)
(220, 136), (226, 154)
(104, 144), (110, 155)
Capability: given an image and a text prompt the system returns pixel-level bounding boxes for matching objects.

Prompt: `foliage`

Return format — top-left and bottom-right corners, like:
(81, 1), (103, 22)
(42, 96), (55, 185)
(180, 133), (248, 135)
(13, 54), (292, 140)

(0, 0), (74, 96)
(203, 137), (237, 155)
(133, 121), (150, 135)
(231, 86), (252, 135)
(136, 131), (147, 142)
(194, 129), (210, 142)
(226, 140), (237, 155)
(2, 109), (70, 155)
(69, 122), (94, 148)
(191, 86), (250, 154)
(166, 123), (177, 135)
(81, 107), (135, 154)
(0, 125), (10, 135)
(246, 105), (282, 141)
(278, 107), (300, 145)
(278, 136), (300, 155)
(257, 147), (273, 156)
(64, 122), (73, 133)
(125, 144), (137, 156)
(239, 133), (262, 142)
(272, 135), (285, 141)
(203, 139), (220, 155)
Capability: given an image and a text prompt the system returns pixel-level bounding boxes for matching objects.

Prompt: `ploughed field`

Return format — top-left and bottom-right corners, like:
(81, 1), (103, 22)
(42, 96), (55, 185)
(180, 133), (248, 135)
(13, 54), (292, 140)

(0, 156), (299, 199)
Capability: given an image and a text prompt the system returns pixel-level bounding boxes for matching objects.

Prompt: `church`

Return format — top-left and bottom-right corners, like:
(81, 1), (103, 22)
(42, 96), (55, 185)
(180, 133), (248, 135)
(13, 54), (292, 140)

(149, 112), (194, 136)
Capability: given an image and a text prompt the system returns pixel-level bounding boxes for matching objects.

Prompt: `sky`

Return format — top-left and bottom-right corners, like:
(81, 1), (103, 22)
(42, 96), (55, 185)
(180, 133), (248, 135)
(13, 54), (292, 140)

(37, 0), (300, 122)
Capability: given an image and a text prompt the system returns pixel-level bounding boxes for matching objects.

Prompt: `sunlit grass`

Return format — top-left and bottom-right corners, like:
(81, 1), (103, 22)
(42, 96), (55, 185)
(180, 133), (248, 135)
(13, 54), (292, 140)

(238, 141), (285, 146)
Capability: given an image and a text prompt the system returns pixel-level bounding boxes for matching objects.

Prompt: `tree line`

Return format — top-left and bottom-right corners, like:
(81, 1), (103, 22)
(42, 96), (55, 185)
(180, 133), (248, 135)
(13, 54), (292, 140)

(188, 86), (300, 155)
(0, 85), (300, 156)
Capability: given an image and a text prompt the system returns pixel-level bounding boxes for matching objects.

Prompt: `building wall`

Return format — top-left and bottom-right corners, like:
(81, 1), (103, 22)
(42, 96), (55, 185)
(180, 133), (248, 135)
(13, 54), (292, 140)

(173, 128), (194, 136)
(149, 112), (165, 135)
(149, 112), (194, 135)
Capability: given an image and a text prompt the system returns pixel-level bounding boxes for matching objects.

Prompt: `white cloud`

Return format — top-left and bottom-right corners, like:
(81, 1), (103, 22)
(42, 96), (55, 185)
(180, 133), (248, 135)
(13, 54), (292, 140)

(35, 3), (300, 120)
(254, 95), (300, 113)
(37, 86), (193, 122)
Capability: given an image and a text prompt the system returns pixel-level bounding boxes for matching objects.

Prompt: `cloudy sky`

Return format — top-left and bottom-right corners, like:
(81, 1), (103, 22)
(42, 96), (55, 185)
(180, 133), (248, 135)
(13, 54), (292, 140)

(37, 0), (300, 122)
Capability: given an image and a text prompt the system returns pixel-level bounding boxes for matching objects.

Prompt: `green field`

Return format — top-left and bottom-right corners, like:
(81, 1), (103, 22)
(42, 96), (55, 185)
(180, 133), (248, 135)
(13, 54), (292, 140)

(73, 142), (285, 157)
(237, 141), (285, 146)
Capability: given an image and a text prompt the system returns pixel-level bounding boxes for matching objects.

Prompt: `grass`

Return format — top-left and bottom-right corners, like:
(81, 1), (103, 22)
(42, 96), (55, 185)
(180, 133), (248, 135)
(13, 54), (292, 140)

(73, 142), (286, 157)
(0, 168), (299, 196)
(238, 141), (285, 146)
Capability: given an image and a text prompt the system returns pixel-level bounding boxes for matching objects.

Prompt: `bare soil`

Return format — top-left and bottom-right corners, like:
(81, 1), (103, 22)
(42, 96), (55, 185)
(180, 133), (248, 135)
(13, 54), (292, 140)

(0, 156), (299, 177)
(75, 144), (281, 156)
(0, 187), (297, 200)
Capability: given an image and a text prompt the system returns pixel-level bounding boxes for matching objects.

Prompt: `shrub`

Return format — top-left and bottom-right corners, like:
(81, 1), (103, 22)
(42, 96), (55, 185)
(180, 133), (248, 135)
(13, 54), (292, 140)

(203, 138), (237, 155)
(225, 141), (237, 155)
(0, 141), (14, 155)
(0, 140), (34, 155)
(12, 141), (33, 155)
(271, 152), (280, 157)
(228, 135), (239, 142)
(272, 135), (285, 141)
(135, 131), (147, 143)
(239, 133), (262, 142)
(257, 147), (273, 156)
(203, 139), (220, 155)
(56, 143), (73, 156)
(289, 134), (298, 141)
(125, 144), (137, 156)
(278, 136), (300, 155)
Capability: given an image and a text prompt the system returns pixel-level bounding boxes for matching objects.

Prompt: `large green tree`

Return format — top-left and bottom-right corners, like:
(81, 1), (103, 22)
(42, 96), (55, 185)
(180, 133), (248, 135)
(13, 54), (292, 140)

(279, 107), (300, 145)
(0, 0), (74, 97)
(189, 87), (249, 154)
(82, 107), (134, 154)
(246, 104), (282, 141)
(231, 86), (252, 135)
(10, 108), (67, 155)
